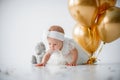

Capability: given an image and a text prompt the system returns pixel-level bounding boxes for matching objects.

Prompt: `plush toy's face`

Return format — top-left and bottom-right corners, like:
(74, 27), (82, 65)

(35, 42), (46, 55)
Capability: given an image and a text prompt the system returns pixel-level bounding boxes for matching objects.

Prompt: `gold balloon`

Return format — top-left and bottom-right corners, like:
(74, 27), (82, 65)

(68, 0), (98, 28)
(73, 23), (101, 55)
(97, 0), (117, 14)
(97, 7), (120, 43)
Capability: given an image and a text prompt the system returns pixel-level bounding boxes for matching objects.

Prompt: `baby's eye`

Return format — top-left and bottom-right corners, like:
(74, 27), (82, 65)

(54, 44), (57, 46)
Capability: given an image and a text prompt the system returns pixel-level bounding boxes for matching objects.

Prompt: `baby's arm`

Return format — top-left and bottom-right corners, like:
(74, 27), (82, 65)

(36, 52), (51, 66)
(67, 48), (78, 66)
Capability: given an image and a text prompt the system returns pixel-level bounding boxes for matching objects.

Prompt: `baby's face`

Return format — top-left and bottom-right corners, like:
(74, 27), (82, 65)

(47, 37), (63, 51)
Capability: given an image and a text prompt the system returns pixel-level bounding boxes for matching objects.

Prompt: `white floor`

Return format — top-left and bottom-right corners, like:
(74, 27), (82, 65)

(0, 63), (120, 80)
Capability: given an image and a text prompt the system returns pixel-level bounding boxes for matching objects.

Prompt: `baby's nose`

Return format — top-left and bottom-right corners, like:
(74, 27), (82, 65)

(50, 45), (54, 50)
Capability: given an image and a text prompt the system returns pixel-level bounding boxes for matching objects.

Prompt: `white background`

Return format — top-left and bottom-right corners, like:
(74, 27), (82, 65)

(0, 0), (120, 69)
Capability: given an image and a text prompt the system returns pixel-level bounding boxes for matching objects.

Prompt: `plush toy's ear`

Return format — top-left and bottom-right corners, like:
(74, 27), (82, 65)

(31, 55), (37, 64)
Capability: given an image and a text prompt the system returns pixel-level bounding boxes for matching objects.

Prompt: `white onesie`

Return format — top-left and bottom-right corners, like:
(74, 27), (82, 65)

(47, 37), (90, 65)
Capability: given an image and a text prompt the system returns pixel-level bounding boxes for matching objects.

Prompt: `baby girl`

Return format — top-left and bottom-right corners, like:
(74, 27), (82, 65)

(36, 25), (90, 66)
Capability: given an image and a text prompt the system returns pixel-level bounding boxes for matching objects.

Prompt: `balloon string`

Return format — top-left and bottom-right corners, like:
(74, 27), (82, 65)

(96, 42), (105, 57)
(88, 28), (92, 42)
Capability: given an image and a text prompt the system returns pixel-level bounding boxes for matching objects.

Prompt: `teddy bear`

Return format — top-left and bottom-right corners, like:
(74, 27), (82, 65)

(31, 42), (46, 64)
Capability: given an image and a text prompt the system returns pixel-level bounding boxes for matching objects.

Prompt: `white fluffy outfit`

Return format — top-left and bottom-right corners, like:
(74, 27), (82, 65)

(47, 37), (90, 65)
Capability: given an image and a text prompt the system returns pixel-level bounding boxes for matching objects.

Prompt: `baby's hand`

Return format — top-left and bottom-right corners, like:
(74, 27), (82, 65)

(66, 62), (77, 66)
(35, 63), (45, 66)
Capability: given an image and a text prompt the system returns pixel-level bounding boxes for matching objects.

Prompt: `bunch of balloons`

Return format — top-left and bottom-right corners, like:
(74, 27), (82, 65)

(68, 0), (120, 64)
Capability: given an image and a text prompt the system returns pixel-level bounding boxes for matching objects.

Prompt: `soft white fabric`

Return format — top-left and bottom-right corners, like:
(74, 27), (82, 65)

(47, 37), (90, 65)
(47, 31), (64, 41)
(47, 51), (66, 65)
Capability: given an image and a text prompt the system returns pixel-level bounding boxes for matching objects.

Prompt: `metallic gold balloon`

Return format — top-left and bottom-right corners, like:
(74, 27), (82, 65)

(97, 0), (117, 14)
(68, 0), (98, 28)
(97, 7), (120, 43)
(73, 23), (101, 55)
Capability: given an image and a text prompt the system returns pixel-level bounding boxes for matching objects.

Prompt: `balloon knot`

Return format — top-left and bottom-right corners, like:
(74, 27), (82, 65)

(86, 57), (97, 64)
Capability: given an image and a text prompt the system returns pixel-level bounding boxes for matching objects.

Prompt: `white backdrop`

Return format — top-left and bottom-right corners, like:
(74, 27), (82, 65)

(0, 0), (120, 69)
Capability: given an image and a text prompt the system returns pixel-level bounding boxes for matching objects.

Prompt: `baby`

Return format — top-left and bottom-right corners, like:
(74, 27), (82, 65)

(36, 25), (90, 66)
